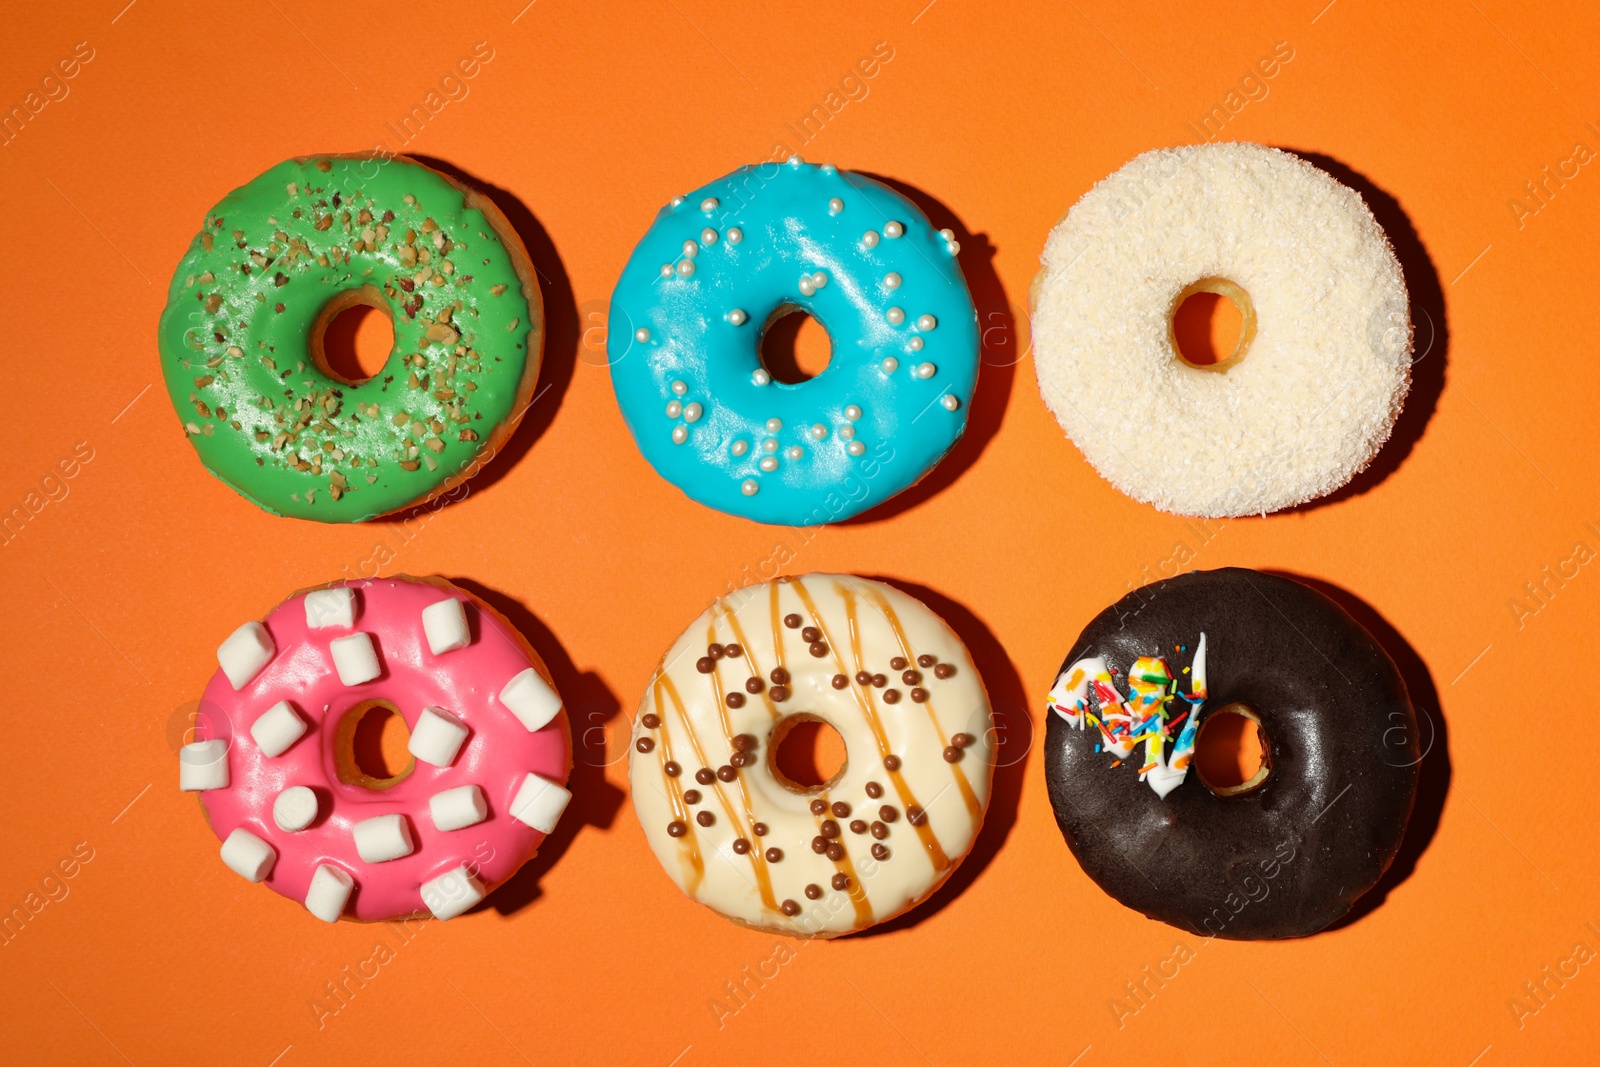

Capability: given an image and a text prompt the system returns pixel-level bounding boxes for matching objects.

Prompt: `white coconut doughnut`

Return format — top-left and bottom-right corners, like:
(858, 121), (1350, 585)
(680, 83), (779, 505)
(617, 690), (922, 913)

(1031, 143), (1411, 517)
(627, 574), (993, 937)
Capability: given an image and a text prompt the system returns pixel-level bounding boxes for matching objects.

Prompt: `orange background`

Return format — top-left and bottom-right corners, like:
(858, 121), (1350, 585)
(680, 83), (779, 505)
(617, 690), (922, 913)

(3, 1), (1598, 1063)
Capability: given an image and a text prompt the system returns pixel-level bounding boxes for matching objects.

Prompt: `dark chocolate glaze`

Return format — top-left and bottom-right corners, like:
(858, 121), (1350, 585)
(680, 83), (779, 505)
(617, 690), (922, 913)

(1045, 568), (1418, 939)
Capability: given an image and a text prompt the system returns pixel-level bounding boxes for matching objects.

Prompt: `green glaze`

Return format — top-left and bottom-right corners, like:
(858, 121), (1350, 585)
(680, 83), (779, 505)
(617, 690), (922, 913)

(157, 156), (538, 522)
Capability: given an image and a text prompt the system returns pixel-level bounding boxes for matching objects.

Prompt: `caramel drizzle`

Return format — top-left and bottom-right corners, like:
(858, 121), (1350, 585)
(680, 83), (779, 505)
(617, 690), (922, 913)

(862, 584), (984, 824)
(791, 576), (951, 875)
(651, 675), (704, 895)
(768, 579), (787, 677)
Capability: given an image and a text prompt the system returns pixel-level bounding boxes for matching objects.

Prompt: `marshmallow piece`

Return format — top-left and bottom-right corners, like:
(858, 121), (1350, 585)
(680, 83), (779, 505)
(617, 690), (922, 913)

(408, 707), (469, 768)
(500, 668), (562, 732)
(250, 700), (307, 757)
(352, 813), (414, 863)
(509, 772), (572, 833)
(179, 739), (229, 791)
(217, 621), (274, 690)
(422, 598), (471, 655)
(305, 587), (357, 630)
(430, 785), (489, 831)
(305, 864), (355, 923)
(330, 632), (381, 686)
(420, 866), (485, 921)
(273, 786), (319, 832)
(220, 828), (276, 882)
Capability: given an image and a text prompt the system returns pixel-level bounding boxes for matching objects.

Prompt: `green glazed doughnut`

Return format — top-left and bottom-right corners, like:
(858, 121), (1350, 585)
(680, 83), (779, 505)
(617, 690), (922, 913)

(157, 154), (542, 522)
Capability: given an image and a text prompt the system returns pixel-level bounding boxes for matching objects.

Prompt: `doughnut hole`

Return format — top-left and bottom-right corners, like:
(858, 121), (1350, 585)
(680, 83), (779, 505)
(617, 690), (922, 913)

(1170, 277), (1256, 371)
(760, 308), (833, 384)
(767, 714), (847, 794)
(312, 284), (396, 386)
(1193, 702), (1271, 796)
(334, 700), (415, 790)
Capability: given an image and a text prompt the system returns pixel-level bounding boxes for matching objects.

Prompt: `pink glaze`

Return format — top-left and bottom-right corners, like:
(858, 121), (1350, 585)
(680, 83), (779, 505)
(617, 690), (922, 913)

(195, 577), (570, 920)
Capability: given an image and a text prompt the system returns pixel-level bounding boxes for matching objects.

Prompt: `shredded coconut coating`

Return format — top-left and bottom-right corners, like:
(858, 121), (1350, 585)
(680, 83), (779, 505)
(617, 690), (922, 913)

(1031, 144), (1411, 517)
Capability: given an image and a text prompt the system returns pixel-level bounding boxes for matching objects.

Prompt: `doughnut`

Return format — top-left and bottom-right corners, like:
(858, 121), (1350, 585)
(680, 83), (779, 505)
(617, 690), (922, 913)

(628, 574), (993, 936)
(1043, 567), (1418, 939)
(607, 158), (977, 525)
(157, 154), (542, 522)
(178, 575), (572, 921)
(1031, 143), (1411, 517)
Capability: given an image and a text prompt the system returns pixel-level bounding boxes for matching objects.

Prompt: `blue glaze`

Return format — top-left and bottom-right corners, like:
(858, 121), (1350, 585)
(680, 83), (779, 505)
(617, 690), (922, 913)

(607, 159), (978, 525)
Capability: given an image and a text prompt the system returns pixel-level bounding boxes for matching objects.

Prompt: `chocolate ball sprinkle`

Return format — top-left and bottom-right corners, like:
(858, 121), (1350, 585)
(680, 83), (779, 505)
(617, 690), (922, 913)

(733, 838), (751, 854)
(865, 781), (883, 799)
(811, 836), (828, 854)
(724, 644), (743, 658)
(641, 713), (661, 729)
(820, 820), (840, 838)
(752, 822), (769, 836)
(770, 685), (790, 702)
(890, 657), (908, 671)
(696, 811), (714, 827)
(901, 669), (921, 685)
(716, 765), (737, 782)
(850, 819), (868, 835)
(953, 732), (974, 748)
(911, 688), (928, 703)
(832, 674), (849, 689)
(870, 821), (888, 839)
(709, 643), (725, 659)
(770, 667), (790, 685)
(781, 899), (800, 916)
(872, 674), (887, 688)
(872, 843), (890, 860)
(832, 873), (851, 890)
(765, 847), (783, 862)
(883, 689), (902, 704)
(783, 613), (802, 629)
(805, 884), (823, 900)
(831, 801), (851, 818)
(636, 737), (655, 753)
(855, 670), (873, 685)
(696, 768), (716, 785)
(826, 843), (844, 861)
(664, 761), (681, 777)
(696, 657), (714, 674)
(808, 641), (829, 658)
(667, 820), (687, 838)
(801, 626), (821, 643)
(883, 755), (902, 771)
(725, 692), (745, 709)
(733, 733), (758, 752)
(729, 752), (750, 768)
(809, 799), (828, 815)
(943, 746), (962, 763)
(880, 805), (899, 822)
(745, 677), (764, 694)
(908, 806), (927, 826)
(917, 654), (936, 668)
(934, 663), (955, 679)
(683, 789), (702, 804)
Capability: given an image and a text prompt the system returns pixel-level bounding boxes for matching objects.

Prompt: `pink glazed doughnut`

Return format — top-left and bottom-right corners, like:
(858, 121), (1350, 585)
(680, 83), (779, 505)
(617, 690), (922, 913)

(177, 575), (572, 922)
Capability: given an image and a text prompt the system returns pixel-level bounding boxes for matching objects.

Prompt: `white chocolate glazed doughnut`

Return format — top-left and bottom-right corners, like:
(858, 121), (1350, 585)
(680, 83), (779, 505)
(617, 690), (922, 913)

(628, 574), (993, 937)
(1031, 143), (1411, 517)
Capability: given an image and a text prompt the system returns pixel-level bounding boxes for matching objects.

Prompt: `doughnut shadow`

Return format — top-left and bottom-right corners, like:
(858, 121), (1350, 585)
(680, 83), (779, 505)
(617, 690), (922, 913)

(840, 176), (1015, 525)
(849, 576), (1030, 937)
(446, 577), (626, 917)
(392, 155), (579, 510)
(1278, 150), (1449, 512)
(1266, 571), (1451, 931)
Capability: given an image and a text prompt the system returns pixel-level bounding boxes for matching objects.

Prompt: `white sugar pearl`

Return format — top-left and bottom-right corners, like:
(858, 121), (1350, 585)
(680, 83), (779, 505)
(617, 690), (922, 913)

(916, 362), (937, 379)
(635, 327), (651, 343)
(421, 866), (484, 921)
(732, 439), (750, 456)
(759, 456), (779, 472)
(862, 230), (880, 248)
(681, 240), (698, 258)
(305, 864), (354, 922)
(765, 417), (782, 432)
(701, 227), (718, 245)
(676, 259), (695, 278)
(909, 337), (925, 351)
(500, 667), (562, 732)
(820, 163), (836, 174)
(729, 308), (748, 326)
(942, 394), (961, 411)
(947, 239), (961, 254)
(671, 380), (687, 395)
(881, 357), (899, 373)
(884, 221), (904, 238)
(179, 740), (228, 791)
(798, 277), (816, 297)
(683, 402), (703, 423)
(305, 588), (355, 630)
(251, 700), (306, 758)
(812, 271), (827, 289)
(762, 438), (778, 453)
(838, 425), (855, 440)
(666, 400), (683, 418)
(785, 446), (803, 460)
(828, 197), (844, 213)
(810, 423), (828, 440)
(353, 813), (414, 863)
(217, 621), (274, 690)
(220, 828), (275, 882)
(741, 479), (759, 496)
(329, 632), (381, 686)
(670, 196), (685, 207)
(751, 368), (769, 385)
(847, 441), (866, 456)
(421, 598), (471, 655)
(700, 197), (719, 213)
(659, 264), (673, 278)
(917, 314), (938, 331)
(886, 307), (905, 325)
(726, 227), (743, 244)
(430, 784), (489, 832)
(787, 155), (803, 165)
(883, 273), (901, 290)
(273, 785), (318, 832)
(940, 228), (955, 241)
(509, 772), (572, 832)
(409, 706), (470, 768)
(671, 425), (688, 444)
(844, 405), (862, 421)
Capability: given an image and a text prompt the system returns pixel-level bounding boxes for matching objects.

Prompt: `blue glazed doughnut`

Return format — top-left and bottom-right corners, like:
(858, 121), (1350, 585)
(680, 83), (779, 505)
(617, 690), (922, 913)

(607, 159), (978, 525)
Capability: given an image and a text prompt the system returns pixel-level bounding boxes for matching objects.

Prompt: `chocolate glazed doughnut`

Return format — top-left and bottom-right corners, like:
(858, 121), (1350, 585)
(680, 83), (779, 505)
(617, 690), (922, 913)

(1044, 568), (1418, 939)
